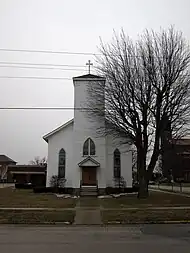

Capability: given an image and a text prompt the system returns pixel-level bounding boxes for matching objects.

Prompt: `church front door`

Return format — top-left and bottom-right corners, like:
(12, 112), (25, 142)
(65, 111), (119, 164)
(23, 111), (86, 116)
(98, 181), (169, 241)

(82, 167), (96, 185)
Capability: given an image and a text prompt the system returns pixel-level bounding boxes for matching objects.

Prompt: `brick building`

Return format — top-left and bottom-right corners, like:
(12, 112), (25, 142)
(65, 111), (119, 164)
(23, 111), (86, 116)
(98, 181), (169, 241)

(161, 130), (190, 182)
(0, 154), (46, 186)
(7, 165), (46, 186)
(0, 155), (17, 181)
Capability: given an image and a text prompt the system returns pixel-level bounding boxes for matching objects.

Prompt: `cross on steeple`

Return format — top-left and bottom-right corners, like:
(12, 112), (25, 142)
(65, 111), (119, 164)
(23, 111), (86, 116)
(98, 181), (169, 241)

(86, 60), (93, 74)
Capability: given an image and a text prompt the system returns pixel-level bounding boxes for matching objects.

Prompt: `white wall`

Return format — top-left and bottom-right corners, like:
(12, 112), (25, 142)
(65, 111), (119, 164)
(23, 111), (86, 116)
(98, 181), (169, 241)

(120, 145), (132, 188)
(46, 123), (74, 187)
(106, 136), (132, 187)
(46, 76), (132, 189)
(73, 77), (107, 188)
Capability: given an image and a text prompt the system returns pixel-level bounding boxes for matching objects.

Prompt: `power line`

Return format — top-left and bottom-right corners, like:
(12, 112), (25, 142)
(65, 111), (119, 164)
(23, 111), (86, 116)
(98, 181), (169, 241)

(1, 48), (190, 61)
(0, 76), (71, 80)
(0, 107), (96, 110)
(0, 74), (189, 81)
(0, 48), (100, 56)
(0, 61), (86, 68)
(0, 65), (86, 71)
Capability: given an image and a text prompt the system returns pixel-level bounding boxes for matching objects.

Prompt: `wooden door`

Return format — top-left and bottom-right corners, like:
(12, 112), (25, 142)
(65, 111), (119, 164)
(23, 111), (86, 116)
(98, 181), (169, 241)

(82, 168), (96, 185)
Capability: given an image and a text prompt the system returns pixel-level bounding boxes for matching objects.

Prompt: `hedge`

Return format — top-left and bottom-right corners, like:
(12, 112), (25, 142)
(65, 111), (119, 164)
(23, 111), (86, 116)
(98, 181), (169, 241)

(33, 187), (74, 194)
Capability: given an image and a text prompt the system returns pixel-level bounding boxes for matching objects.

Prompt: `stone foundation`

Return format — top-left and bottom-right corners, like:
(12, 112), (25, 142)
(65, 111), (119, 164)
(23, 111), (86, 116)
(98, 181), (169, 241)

(73, 188), (80, 196)
(98, 188), (106, 195)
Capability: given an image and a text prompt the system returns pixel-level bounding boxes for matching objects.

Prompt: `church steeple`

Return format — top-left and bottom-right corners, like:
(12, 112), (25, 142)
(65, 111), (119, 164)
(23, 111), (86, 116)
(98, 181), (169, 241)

(86, 60), (93, 74)
(73, 73), (105, 81)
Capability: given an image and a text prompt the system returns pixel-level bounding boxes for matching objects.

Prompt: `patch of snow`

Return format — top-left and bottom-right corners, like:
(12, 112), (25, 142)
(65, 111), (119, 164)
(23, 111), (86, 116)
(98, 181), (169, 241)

(63, 221), (70, 225)
(55, 194), (65, 198)
(55, 194), (71, 198)
(98, 195), (112, 199)
(55, 194), (80, 199)
(98, 193), (132, 198)
(107, 221), (121, 224)
(110, 193), (129, 198)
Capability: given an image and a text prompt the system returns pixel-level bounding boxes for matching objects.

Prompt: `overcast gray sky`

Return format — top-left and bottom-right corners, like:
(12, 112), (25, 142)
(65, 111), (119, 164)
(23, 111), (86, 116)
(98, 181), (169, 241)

(0, 0), (190, 164)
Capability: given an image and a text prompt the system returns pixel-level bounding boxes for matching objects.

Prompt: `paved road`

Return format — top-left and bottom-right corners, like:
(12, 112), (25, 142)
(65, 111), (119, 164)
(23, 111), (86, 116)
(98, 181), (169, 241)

(0, 225), (189, 253)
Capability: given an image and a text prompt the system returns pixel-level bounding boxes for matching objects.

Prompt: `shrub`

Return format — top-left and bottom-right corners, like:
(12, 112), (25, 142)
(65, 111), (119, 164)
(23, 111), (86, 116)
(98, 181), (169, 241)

(15, 183), (33, 189)
(132, 185), (139, 192)
(63, 188), (74, 195)
(33, 187), (52, 193)
(113, 177), (126, 188)
(105, 187), (121, 195)
(49, 175), (66, 188)
(33, 187), (74, 194)
(105, 186), (139, 195)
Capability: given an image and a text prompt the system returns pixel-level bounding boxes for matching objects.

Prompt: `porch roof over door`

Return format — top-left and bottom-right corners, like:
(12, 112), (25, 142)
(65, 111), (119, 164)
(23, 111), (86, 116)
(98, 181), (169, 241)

(78, 156), (100, 167)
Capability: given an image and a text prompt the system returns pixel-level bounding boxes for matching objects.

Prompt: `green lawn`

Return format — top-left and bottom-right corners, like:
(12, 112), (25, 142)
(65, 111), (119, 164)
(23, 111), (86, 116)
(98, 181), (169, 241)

(0, 188), (189, 209)
(100, 191), (190, 208)
(0, 188), (76, 208)
(0, 189), (190, 224)
(102, 209), (190, 224)
(0, 210), (75, 224)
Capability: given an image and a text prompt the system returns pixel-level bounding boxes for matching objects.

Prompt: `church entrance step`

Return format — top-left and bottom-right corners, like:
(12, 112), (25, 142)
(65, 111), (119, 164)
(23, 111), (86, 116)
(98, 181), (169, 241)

(80, 186), (98, 196)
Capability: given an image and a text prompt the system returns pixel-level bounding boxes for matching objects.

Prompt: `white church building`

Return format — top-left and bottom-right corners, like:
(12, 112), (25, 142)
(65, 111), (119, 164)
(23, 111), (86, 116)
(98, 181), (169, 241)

(43, 73), (132, 195)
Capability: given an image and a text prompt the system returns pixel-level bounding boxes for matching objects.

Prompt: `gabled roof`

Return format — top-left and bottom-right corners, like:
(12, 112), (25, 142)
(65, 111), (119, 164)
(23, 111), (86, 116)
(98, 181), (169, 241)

(78, 156), (100, 167)
(8, 165), (46, 173)
(0, 155), (16, 164)
(43, 118), (74, 142)
(73, 74), (105, 81)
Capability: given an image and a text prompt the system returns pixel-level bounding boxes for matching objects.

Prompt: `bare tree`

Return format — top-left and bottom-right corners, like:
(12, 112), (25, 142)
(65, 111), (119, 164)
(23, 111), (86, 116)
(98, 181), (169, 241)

(132, 149), (137, 171)
(29, 156), (47, 166)
(87, 27), (190, 198)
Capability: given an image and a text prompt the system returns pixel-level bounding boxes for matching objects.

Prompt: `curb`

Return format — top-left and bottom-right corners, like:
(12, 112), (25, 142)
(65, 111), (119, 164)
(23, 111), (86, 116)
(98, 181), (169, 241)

(0, 208), (75, 211)
(106, 220), (190, 225)
(162, 220), (190, 224)
(101, 206), (190, 210)
(0, 221), (190, 226)
(0, 221), (73, 226)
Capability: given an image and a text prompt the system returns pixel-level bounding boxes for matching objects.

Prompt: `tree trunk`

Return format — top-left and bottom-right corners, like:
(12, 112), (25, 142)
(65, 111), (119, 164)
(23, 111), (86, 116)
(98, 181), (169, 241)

(137, 147), (149, 199)
(147, 138), (160, 181)
(136, 152), (140, 183)
(138, 175), (149, 198)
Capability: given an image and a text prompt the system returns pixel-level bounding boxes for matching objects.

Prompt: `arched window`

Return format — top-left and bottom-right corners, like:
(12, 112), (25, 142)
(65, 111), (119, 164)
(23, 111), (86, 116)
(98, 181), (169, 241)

(83, 139), (89, 156)
(58, 148), (66, 178)
(83, 138), (96, 156)
(114, 149), (121, 178)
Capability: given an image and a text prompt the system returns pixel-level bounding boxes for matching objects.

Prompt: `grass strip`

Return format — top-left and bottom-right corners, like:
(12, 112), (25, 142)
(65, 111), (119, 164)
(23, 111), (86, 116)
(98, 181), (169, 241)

(0, 210), (75, 224)
(102, 209), (190, 224)
(0, 189), (76, 208)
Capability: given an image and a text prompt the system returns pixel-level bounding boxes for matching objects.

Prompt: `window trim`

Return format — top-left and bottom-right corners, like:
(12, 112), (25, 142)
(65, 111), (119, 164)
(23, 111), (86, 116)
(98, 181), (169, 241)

(83, 138), (96, 156)
(58, 148), (66, 178)
(113, 148), (121, 178)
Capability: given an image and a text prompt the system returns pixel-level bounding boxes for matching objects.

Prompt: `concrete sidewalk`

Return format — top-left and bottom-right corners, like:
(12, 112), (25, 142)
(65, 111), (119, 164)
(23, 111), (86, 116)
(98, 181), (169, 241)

(0, 196), (190, 212)
(0, 206), (190, 211)
(0, 207), (75, 211)
(74, 209), (102, 225)
(74, 199), (102, 225)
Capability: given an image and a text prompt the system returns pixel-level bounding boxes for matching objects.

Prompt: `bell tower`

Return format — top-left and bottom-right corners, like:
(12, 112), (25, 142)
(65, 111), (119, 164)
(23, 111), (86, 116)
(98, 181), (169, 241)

(72, 71), (106, 189)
